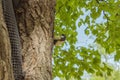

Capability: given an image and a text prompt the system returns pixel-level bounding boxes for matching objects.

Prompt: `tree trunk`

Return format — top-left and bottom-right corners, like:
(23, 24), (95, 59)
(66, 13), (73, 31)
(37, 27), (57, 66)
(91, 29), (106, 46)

(0, 0), (56, 80)
(16, 0), (56, 80)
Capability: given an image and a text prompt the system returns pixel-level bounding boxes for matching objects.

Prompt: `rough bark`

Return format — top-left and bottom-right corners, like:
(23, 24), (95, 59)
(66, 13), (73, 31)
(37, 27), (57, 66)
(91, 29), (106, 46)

(0, 0), (55, 80)
(0, 0), (14, 80)
(15, 0), (56, 80)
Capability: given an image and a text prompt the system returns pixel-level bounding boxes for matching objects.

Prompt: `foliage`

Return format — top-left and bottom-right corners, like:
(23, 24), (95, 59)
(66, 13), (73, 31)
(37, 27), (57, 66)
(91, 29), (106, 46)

(53, 0), (120, 80)
(90, 70), (120, 80)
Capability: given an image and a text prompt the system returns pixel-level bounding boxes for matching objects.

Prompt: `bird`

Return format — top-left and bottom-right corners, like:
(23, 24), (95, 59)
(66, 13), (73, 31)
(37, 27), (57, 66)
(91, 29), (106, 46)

(54, 34), (66, 46)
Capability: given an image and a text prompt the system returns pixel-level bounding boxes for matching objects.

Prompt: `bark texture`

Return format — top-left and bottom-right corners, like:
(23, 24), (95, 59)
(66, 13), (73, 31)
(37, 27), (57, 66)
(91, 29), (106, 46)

(0, 0), (14, 80)
(15, 0), (56, 80)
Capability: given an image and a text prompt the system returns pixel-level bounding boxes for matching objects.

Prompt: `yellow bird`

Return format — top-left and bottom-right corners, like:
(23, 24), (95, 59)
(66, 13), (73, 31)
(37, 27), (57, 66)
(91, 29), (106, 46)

(54, 34), (66, 46)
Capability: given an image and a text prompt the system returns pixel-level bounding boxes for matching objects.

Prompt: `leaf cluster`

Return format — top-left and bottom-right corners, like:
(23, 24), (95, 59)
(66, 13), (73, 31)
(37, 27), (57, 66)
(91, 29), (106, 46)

(53, 0), (120, 79)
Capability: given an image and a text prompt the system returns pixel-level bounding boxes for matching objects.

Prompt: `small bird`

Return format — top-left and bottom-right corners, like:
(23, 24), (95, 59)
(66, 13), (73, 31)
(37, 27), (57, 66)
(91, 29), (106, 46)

(54, 34), (66, 46)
